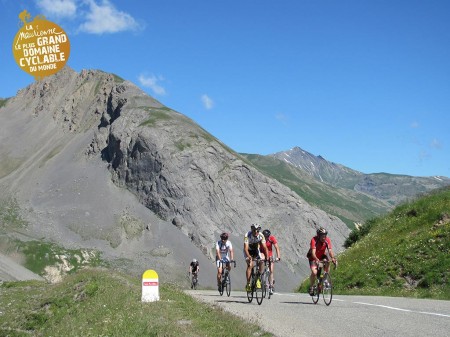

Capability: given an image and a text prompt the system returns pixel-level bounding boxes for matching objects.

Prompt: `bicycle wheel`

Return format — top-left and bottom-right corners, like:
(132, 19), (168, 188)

(311, 279), (320, 304)
(225, 273), (231, 297)
(219, 278), (224, 296)
(193, 276), (198, 290)
(322, 272), (333, 306)
(247, 273), (254, 303)
(255, 275), (264, 305)
(260, 272), (267, 298)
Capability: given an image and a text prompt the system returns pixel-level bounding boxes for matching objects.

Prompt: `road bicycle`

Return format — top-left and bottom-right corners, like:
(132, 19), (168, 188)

(310, 260), (336, 306)
(218, 259), (236, 297)
(190, 271), (199, 290)
(262, 258), (278, 299)
(247, 257), (265, 305)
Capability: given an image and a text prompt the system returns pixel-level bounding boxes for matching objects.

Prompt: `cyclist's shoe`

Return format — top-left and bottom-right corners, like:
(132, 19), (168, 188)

(245, 283), (252, 292)
(324, 281), (330, 289)
(308, 286), (315, 296)
(269, 287), (274, 295)
(256, 279), (261, 289)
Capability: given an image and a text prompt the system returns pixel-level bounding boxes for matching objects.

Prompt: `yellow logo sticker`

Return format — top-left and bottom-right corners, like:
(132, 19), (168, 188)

(13, 10), (70, 80)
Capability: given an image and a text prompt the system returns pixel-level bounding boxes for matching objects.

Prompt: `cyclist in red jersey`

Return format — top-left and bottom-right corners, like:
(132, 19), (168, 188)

(262, 229), (281, 294)
(308, 227), (336, 295)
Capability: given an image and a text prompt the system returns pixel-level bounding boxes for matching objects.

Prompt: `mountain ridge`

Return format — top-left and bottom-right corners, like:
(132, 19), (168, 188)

(270, 146), (450, 206)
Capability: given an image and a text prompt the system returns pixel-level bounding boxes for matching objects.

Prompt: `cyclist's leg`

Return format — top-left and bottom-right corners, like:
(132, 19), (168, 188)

(216, 260), (222, 286)
(246, 256), (253, 285)
(269, 257), (274, 286)
(309, 260), (318, 294)
(258, 251), (265, 274)
(323, 258), (330, 273)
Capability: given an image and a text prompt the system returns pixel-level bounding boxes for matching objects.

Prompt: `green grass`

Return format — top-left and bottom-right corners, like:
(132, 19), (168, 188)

(17, 240), (106, 276)
(0, 98), (9, 109)
(0, 268), (273, 337)
(299, 187), (450, 299)
(139, 108), (173, 127)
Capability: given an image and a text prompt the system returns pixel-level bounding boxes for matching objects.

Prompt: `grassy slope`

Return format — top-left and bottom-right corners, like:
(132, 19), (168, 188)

(0, 268), (272, 337)
(299, 187), (450, 299)
(241, 153), (391, 227)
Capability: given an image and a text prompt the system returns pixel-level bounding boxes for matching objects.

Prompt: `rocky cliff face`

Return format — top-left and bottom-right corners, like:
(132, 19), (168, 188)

(86, 77), (350, 263)
(0, 67), (349, 289)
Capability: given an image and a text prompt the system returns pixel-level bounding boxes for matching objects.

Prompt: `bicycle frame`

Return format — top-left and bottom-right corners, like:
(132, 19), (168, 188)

(263, 258), (278, 299)
(191, 271), (198, 290)
(218, 259), (235, 297)
(247, 257), (264, 305)
(311, 260), (334, 306)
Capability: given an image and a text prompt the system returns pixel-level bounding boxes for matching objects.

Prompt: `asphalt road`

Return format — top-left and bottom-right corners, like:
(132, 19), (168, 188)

(186, 289), (450, 337)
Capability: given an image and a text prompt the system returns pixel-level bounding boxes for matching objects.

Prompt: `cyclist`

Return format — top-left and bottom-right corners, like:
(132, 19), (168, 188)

(216, 232), (234, 290)
(308, 227), (337, 295)
(244, 224), (269, 292)
(262, 229), (281, 294)
(188, 258), (200, 289)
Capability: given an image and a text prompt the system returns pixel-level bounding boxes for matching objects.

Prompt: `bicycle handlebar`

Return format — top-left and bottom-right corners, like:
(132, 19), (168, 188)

(218, 259), (236, 268)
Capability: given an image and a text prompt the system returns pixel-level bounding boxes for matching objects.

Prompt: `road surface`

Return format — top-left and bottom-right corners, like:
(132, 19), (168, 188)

(186, 289), (450, 337)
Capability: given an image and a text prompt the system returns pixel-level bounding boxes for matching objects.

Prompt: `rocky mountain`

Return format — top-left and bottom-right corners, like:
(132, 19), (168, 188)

(0, 67), (349, 291)
(271, 147), (450, 206)
(241, 153), (391, 227)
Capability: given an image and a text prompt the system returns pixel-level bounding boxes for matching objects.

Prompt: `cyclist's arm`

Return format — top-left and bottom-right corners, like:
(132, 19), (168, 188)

(230, 246), (234, 261)
(243, 242), (251, 260)
(260, 241), (269, 261)
(215, 246), (221, 262)
(311, 248), (319, 262)
(329, 248), (336, 263)
(274, 242), (281, 260)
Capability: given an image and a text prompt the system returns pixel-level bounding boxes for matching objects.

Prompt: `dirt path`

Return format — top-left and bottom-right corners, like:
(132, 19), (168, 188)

(0, 253), (45, 282)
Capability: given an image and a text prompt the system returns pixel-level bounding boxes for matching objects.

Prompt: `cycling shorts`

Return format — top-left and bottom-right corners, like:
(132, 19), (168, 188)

(216, 257), (230, 268)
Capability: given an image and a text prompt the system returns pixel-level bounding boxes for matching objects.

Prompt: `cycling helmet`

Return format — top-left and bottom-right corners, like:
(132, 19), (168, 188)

(251, 223), (262, 230)
(262, 229), (271, 237)
(220, 232), (229, 240)
(192, 258), (197, 263)
(317, 227), (328, 236)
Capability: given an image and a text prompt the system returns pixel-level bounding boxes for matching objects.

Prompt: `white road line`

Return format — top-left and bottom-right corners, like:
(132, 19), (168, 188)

(353, 301), (450, 318)
(276, 293), (449, 318)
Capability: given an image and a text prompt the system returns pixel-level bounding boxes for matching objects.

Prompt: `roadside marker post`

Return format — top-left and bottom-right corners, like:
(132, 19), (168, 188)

(141, 269), (160, 302)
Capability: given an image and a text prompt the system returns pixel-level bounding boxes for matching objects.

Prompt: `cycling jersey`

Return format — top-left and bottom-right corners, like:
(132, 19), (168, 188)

(265, 235), (278, 258)
(244, 231), (265, 252)
(216, 240), (233, 260)
(190, 261), (199, 272)
(309, 236), (332, 260)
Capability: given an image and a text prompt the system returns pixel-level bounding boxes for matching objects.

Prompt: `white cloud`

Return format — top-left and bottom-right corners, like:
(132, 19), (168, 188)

(275, 113), (288, 123)
(430, 138), (442, 149)
(138, 74), (166, 96)
(36, 0), (77, 18)
(410, 121), (420, 128)
(201, 94), (214, 110)
(78, 0), (138, 34)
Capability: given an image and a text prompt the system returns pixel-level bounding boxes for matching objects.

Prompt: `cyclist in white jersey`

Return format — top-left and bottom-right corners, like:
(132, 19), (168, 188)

(215, 232), (234, 289)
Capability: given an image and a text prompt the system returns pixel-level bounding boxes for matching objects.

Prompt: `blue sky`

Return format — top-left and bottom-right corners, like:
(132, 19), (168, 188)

(1, 0), (449, 177)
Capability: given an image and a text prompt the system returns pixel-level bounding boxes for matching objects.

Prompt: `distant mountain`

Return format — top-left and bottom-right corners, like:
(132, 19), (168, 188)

(241, 153), (391, 228)
(271, 146), (450, 206)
